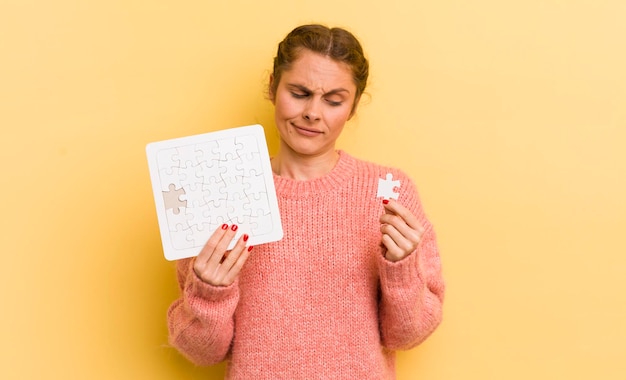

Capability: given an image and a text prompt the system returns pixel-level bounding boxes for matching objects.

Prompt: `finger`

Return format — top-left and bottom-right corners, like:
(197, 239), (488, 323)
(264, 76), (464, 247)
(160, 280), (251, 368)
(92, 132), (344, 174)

(381, 233), (403, 261)
(382, 199), (422, 230)
(206, 224), (239, 269)
(380, 223), (418, 253)
(213, 234), (251, 285)
(380, 212), (423, 245)
(194, 223), (230, 275)
(219, 233), (248, 272)
(197, 223), (229, 261)
(221, 240), (253, 284)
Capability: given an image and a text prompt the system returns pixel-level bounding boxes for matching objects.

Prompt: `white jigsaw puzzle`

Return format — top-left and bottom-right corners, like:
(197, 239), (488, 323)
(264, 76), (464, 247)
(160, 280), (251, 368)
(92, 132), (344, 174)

(377, 173), (401, 200)
(146, 124), (283, 261)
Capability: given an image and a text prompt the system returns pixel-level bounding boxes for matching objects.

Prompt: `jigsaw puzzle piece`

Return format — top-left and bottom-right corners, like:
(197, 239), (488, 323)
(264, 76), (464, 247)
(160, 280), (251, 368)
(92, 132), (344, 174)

(220, 175), (252, 201)
(235, 152), (265, 178)
(203, 176), (228, 208)
(169, 220), (194, 250)
(165, 207), (193, 232)
(250, 209), (274, 236)
(207, 211), (228, 233)
(243, 190), (270, 216)
(173, 145), (200, 168)
(179, 184), (209, 207)
(377, 173), (401, 200)
(178, 163), (204, 190)
(196, 159), (227, 184)
(214, 137), (243, 161)
(194, 141), (220, 167)
(235, 134), (261, 160)
(217, 153), (245, 182)
(185, 222), (212, 247)
(156, 147), (179, 169)
(158, 166), (182, 191)
(226, 192), (253, 225)
(185, 203), (212, 229)
(242, 170), (268, 198)
(207, 197), (234, 224)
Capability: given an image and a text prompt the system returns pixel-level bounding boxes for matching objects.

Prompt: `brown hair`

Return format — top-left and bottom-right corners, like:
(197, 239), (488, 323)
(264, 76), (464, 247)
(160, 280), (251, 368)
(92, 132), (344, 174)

(269, 24), (369, 113)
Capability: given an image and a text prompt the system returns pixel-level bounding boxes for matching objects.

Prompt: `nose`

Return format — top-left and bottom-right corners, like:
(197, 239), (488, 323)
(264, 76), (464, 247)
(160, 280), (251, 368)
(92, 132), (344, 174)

(303, 99), (321, 121)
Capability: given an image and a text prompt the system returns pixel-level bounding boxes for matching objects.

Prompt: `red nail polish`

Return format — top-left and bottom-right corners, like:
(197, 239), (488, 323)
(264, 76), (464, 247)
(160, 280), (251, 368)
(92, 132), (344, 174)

(231, 224), (238, 231)
(382, 199), (389, 205)
(248, 246), (254, 252)
(243, 234), (249, 242)
(221, 224), (229, 230)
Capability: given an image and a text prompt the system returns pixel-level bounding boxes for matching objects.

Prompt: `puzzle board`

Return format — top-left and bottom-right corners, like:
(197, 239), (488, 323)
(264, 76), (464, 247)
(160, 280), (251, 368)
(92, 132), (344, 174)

(146, 124), (283, 261)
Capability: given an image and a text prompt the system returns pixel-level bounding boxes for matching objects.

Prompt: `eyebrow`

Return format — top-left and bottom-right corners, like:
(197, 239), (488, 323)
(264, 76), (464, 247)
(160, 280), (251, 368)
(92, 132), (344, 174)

(287, 83), (351, 96)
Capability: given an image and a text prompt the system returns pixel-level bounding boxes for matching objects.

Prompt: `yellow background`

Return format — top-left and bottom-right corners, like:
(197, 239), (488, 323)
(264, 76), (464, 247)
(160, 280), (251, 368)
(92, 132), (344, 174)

(1, 0), (624, 379)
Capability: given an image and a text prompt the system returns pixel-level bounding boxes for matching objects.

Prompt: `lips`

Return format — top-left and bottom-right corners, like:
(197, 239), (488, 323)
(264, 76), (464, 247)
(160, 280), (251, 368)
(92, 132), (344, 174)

(292, 123), (323, 137)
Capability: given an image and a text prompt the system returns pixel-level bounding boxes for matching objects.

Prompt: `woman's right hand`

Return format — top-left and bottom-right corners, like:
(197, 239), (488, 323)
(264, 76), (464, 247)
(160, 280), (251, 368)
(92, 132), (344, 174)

(193, 224), (253, 286)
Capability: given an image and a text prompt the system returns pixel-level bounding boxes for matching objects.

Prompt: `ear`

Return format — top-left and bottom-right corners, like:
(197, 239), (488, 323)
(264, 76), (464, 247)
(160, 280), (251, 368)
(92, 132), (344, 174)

(269, 74), (276, 104)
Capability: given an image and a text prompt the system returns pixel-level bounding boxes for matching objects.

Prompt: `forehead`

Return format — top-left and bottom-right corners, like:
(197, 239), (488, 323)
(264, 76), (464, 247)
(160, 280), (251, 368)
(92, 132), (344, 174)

(280, 49), (356, 93)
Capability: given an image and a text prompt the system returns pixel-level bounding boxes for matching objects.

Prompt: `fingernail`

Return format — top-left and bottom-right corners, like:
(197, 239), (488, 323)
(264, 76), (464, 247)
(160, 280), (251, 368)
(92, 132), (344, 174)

(221, 223), (229, 230)
(231, 224), (238, 231)
(248, 246), (254, 252)
(243, 234), (249, 242)
(382, 199), (389, 204)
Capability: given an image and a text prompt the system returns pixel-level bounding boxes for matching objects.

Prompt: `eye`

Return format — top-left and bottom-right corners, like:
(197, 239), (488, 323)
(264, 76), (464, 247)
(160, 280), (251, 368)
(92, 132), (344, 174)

(325, 99), (343, 107)
(290, 91), (309, 99)
(324, 96), (344, 107)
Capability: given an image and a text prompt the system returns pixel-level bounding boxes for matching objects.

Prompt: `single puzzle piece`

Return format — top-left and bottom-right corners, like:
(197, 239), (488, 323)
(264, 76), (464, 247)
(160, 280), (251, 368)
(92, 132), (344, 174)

(235, 152), (265, 178)
(242, 170), (268, 199)
(213, 137), (243, 161)
(196, 158), (228, 184)
(156, 148), (179, 170)
(163, 183), (187, 214)
(158, 166), (182, 192)
(220, 175), (253, 200)
(185, 202), (212, 229)
(202, 175), (228, 207)
(170, 222), (194, 249)
(207, 197), (235, 225)
(157, 149), (183, 191)
(250, 208), (274, 236)
(178, 183), (209, 208)
(194, 140), (219, 166)
(178, 162), (205, 191)
(172, 145), (201, 168)
(165, 207), (193, 232)
(226, 192), (253, 225)
(235, 134), (261, 160)
(206, 209), (228, 231)
(243, 190), (270, 216)
(217, 153), (245, 183)
(377, 173), (401, 200)
(185, 222), (213, 247)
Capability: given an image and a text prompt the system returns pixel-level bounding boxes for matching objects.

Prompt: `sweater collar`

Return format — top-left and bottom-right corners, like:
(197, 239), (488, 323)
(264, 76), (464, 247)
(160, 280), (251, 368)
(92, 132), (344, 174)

(272, 150), (356, 199)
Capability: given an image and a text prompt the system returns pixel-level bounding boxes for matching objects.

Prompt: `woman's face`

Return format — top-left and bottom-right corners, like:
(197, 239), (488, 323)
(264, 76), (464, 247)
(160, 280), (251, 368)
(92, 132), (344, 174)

(271, 49), (358, 158)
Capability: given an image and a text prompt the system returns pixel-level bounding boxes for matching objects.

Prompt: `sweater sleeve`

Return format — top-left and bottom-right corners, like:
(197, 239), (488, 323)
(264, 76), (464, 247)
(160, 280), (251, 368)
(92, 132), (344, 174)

(167, 258), (239, 366)
(377, 175), (445, 350)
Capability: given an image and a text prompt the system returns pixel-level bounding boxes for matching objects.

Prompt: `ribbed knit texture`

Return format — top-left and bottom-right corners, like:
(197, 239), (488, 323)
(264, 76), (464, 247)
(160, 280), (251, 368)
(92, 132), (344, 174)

(167, 151), (445, 379)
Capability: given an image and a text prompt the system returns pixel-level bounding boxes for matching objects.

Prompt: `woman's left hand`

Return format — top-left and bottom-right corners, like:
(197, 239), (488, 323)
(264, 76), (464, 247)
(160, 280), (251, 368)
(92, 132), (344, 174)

(380, 199), (425, 262)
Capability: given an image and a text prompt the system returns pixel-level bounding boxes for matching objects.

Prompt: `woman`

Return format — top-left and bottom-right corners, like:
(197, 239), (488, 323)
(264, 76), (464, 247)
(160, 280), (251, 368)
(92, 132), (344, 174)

(167, 24), (445, 379)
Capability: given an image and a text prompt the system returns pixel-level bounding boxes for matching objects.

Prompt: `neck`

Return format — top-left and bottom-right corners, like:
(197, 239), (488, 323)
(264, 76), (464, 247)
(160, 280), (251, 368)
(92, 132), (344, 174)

(272, 148), (340, 180)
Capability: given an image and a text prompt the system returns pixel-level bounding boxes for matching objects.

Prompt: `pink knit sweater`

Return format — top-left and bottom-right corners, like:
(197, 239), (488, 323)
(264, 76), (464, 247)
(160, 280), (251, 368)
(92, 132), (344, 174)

(167, 151), (445, 379)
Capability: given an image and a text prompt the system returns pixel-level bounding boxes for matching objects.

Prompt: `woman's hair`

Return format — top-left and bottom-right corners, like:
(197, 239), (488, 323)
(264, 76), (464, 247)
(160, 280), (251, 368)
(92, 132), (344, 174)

(270, 24), (369, 111)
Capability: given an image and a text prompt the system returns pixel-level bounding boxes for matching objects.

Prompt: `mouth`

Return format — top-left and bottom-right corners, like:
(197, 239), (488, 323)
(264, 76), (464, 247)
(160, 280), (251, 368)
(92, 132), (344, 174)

(292, 123), (323, 137)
